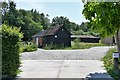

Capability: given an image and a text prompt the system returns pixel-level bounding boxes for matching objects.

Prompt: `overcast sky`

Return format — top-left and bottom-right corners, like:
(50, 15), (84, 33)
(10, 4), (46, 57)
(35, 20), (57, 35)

(11, 0), (87, 25)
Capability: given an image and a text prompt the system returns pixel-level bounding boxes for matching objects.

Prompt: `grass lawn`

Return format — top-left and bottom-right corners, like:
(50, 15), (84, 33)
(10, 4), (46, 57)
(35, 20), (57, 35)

(66, 42), (109, 49)
(44, 41), (111, 50)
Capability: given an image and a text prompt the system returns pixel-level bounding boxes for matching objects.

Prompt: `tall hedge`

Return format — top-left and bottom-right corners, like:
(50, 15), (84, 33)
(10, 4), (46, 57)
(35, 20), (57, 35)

(1, 24), (23, 78)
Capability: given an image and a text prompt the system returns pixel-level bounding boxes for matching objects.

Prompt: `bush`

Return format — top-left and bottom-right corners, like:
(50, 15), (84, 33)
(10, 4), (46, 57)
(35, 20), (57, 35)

(44, 43), (64, 50)
(20, 42), (37, 52)
(1, 24), (23, 78)
(74, 38), (80, 43)
(44, 44), (53, 50)
(102, 48), (120, 79)
(71, 42), (107, 49)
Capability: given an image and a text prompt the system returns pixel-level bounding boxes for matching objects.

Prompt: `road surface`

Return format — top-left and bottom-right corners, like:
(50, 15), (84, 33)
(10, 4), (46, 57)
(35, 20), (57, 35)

(18, 46), (114, 79)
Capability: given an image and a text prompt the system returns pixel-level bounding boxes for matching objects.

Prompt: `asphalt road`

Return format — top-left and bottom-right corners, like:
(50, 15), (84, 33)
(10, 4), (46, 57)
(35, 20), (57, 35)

(18, 60), (113, 79)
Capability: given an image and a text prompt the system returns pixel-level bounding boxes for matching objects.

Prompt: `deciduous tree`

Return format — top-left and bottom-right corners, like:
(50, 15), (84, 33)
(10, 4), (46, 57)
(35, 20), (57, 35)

(82, 2), (120, 55)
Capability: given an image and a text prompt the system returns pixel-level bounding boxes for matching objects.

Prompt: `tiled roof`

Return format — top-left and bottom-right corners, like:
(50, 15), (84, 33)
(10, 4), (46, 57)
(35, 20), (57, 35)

(45, 25), (62, 35)
(32, 25), (68, 38)
(32, 30), (46, 38)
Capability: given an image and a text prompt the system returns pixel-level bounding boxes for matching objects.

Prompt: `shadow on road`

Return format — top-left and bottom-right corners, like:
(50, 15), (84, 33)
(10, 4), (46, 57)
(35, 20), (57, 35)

(86, 72), (114, 80)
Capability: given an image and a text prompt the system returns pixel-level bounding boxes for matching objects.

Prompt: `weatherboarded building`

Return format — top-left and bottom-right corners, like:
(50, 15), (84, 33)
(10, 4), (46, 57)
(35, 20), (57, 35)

(71, 35), (100, 43)
(32, 25), (71, 48)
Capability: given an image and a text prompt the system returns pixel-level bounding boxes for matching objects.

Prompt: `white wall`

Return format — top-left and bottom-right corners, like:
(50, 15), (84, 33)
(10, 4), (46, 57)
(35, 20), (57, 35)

(36, 37), (38, 46)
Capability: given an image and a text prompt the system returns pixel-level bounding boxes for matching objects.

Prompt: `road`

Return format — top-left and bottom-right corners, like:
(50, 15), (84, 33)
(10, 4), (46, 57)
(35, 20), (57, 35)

(21, 46), (114, 60)
(18, 46), (114, 79)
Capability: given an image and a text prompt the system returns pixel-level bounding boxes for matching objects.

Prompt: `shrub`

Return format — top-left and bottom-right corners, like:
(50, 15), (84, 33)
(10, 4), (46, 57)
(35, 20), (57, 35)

(44, 44), (53, 50)
(72, 42), (80, 49)
(44, 43), (64, 50)
(1, 24), (23, 78)
(53, 44), (64, 49)
(20, 42), (37, 52)
(74, 38), (80, 43)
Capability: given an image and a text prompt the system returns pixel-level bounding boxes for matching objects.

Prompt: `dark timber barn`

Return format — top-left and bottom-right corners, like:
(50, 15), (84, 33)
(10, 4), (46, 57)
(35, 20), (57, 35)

(32, 25), (71, 48)
(71, 35), (100, 43)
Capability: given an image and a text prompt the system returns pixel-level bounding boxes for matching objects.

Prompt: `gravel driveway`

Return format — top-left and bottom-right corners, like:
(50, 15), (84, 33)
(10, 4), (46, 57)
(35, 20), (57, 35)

(21, 46), (114, 60)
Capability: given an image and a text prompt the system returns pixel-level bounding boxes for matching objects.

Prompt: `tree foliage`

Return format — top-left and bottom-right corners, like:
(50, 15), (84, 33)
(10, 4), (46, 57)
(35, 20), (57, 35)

(2, 1), (50, 41)
(82, 2), (120, 53)
(83, 2), (120, 37)
(51, 16), (99, 36)
(1, 1), (100, 41)
(51, 16), (71, 31)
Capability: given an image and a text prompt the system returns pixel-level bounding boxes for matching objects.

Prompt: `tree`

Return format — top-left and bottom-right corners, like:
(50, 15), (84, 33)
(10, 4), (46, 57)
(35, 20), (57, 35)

(2, 1), (19, 26)
(69, 22), (80, 31)
(1, 2), (8, 15)
(82, 2), (120, 55)
(40, 13), (50, 30)
(51, 16), (71, 31)
(79, 22), (90, 32)
(1, 1), (49, 41)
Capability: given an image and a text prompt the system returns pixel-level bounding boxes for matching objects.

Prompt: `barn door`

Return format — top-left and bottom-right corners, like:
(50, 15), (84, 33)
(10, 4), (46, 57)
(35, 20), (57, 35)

(38, 37), (42, 46)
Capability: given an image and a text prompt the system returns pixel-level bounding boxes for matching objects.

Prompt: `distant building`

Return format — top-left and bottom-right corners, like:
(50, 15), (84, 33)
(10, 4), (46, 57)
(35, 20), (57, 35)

(71, 35), (100, 43)
(101, 37), (115, 45)
(32, 25), (71, 48)
(100, 30), (120, 45)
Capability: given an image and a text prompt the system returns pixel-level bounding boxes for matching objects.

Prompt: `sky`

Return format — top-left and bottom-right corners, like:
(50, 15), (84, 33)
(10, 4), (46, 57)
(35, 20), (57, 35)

(11, 0), (87, 25)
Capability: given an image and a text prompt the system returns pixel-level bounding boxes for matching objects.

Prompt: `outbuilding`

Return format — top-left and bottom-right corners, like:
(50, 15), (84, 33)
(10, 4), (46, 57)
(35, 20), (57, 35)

(32, 25), (71, 48)
(71, 35), (100, 43)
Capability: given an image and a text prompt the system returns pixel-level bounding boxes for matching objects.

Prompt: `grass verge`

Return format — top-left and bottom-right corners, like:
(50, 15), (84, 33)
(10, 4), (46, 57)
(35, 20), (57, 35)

(102, 48), (120, 80)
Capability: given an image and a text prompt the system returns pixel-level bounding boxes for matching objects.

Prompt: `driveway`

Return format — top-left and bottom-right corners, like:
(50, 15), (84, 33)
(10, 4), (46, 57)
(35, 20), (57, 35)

(21, 46), (114, 60)
(18, 46), (114, 79)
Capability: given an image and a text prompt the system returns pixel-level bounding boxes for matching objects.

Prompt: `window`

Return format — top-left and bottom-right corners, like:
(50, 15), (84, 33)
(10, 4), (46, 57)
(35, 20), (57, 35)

(55, 35), (57, 38)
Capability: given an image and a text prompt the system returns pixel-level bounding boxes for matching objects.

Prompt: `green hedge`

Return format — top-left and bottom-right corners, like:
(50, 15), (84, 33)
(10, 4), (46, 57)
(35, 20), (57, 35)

(1, 24), (23, 78)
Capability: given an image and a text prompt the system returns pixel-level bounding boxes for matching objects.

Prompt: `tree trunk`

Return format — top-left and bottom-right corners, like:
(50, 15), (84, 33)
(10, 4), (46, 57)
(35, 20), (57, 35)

(116, 28), (120, 55)
(115, 28), (120, 74)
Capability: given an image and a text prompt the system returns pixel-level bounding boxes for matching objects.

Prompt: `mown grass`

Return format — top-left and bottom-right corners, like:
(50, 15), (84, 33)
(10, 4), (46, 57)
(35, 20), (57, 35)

(44, 42), (109, 50)
(69, 42), (108, 49)
(102, 48), (120, 80)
